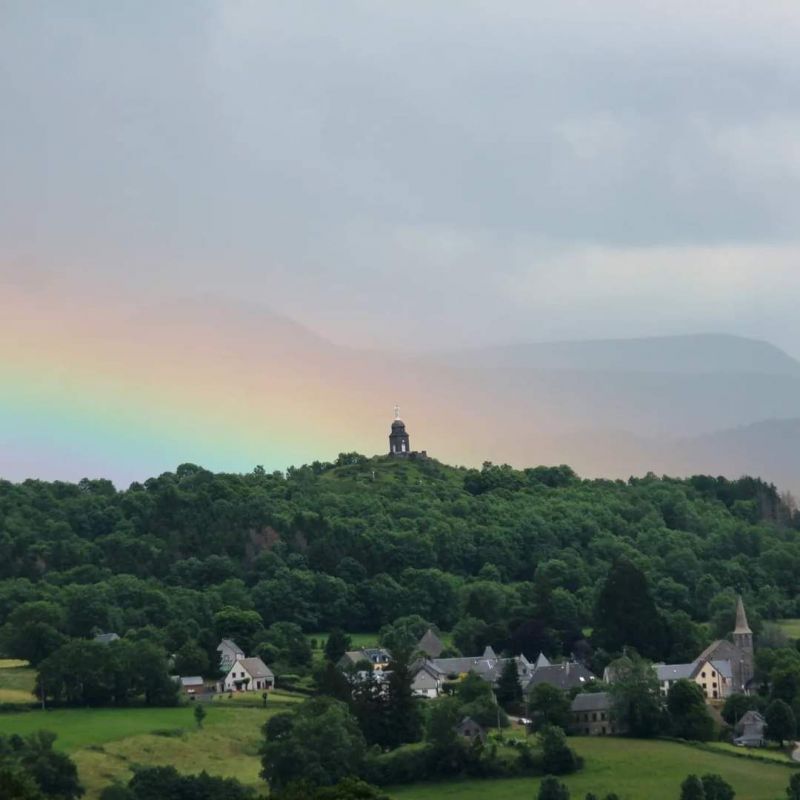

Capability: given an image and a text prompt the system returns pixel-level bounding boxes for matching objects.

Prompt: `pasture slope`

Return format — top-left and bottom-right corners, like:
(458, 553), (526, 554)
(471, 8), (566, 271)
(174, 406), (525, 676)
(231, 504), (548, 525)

(391, 738), (797, 800)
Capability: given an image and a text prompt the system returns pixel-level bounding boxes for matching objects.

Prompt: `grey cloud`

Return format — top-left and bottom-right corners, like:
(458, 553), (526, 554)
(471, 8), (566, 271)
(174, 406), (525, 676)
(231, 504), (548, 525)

(2, 1), (800, 350)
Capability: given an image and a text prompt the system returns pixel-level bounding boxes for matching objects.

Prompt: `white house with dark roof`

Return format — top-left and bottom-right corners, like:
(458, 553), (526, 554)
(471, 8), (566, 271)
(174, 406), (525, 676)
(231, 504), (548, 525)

(221, 656), (275, 692)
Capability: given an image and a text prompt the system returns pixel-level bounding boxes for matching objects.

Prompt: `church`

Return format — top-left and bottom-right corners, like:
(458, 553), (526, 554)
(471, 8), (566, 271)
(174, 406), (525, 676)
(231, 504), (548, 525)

(388, 407), (427, 460)
(640, 596), (755, 701)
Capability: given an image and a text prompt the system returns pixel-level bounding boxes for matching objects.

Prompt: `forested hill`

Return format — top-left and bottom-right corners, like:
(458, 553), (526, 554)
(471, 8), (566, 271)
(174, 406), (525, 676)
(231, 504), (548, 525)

(1, 456), (799, 665)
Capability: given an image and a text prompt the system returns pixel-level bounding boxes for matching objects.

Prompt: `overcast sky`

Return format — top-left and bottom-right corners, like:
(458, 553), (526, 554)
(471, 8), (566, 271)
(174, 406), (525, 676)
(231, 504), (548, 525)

(3, 1), (800, 353)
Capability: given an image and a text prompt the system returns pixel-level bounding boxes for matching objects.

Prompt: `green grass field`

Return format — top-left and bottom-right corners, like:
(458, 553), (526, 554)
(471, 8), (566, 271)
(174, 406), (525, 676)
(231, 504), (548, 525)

(0, 694), (304, 798)
(777, 619), (800, 640)
(390, 738), (799, 800)
(0, 658), (37, 703)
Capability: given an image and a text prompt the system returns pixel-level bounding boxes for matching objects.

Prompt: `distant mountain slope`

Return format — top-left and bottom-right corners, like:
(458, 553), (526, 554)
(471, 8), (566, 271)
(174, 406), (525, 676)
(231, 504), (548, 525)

(434, 334), (800, 375)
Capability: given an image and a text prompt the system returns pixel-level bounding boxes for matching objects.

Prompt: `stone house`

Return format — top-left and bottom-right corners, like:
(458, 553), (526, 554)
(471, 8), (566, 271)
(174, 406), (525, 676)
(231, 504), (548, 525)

(570, 692), (620, 736)
(734, 710), (766, 747)
(338, 648), (392, 672)
(456, 716), (487, 744)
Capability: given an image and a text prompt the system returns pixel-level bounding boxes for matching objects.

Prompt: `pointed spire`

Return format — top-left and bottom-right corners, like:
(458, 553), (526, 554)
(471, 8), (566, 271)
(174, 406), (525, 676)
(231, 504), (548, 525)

(734, 595), (752, 635)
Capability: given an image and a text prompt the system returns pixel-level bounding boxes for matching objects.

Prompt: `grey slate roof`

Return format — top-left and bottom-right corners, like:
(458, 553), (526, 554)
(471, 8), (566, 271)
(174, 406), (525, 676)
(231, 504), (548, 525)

(417, 629), (444, 659)
(235, 657), (273, 679)
(525, 662), (597, 692)
(655, 663), (696, 682)
(217, 639), (245, 656)
(339, 647), (392, 667)
(180, 676), (204, 687)
(94, 632), (120, 645)
(535, 653), (552, 668)
(571, 691), (613, 712)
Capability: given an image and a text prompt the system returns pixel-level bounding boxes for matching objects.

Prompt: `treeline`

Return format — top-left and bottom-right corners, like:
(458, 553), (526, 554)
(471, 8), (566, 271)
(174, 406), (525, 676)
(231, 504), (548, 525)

(1, 457), (799, 680)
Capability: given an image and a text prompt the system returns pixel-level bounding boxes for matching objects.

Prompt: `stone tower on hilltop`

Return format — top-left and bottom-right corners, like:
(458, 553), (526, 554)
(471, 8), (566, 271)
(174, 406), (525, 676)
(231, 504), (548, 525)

(388, 406), (427, 459)
(389, 406), (410, 456)
(733, 594), (754, 690)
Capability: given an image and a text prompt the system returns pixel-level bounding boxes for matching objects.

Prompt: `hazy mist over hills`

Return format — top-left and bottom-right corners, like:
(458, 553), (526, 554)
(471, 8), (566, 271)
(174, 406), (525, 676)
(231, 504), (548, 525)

(3, 3), (800, 489)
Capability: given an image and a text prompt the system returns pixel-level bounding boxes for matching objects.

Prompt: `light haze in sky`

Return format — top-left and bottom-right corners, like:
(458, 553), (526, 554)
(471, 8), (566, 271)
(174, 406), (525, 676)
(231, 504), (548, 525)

(3, 1), (800, 353)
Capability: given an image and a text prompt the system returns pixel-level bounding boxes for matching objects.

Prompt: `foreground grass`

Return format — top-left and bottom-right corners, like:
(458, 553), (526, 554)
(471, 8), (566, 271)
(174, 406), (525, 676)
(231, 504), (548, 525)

(0, 696), (302, 798)
(0, 658), (37, 703)
(390, 737), (799, 800)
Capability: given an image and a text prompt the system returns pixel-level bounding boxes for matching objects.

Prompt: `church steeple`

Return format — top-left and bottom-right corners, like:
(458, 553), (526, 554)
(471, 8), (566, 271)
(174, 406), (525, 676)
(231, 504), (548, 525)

(734, 595), (752, 635)
(388, 406), (410, 456)
(732, 595), (754, 691)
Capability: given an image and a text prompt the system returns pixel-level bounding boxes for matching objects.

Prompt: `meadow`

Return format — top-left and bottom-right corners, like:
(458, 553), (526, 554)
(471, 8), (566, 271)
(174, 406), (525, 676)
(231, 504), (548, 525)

(0, 657), (37, 703)
(777, 618), (800, 640)
(390, 738), (799, 800)
(0, 694), (303, 798)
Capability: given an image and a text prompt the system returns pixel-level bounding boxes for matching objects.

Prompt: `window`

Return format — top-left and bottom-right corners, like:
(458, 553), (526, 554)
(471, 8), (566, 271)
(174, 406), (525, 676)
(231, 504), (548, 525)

(592, 713), (597, 721)
(601, 712), (607, 720)
(701, 672), (706, 678)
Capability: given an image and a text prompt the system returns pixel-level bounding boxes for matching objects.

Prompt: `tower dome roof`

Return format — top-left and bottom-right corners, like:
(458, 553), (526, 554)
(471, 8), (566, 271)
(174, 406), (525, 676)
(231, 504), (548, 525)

(391, 418), (405, 429)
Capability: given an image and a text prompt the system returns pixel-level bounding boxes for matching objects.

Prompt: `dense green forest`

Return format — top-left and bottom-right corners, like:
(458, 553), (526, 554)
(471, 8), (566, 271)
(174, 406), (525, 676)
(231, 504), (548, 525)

(1, 455), (799, 675)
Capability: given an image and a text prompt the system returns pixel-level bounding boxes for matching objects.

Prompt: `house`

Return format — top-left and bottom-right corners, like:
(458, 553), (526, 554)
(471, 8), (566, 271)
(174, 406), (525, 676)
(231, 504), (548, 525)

(178, 676), (206, 697)
(694, 596), (754, 694)
(734, 710), (766, 747)
(570, 692), (620, 736)
(654, 659), (732, 701)
(338, 648), (392, 671)
(417, 628), (445, 659)
(221, 656), (275, 692)
(94, 632), (120, 645)
(606, 597), (754, 704)
(524, 661), (598, 694)
(410, 647), (592, 699)
(411, 662), (443, 699)
(217, 639), (245, 671)
(456, 717), (486, 743)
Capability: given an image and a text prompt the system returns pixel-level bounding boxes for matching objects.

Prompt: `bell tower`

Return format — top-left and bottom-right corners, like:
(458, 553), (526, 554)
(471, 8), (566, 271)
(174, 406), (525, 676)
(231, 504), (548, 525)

(733, 595), (754, 691)
(388, 406), (410, 456)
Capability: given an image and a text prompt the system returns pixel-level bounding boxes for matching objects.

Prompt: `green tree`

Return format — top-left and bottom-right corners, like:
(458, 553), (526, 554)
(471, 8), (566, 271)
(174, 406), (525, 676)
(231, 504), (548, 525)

(126, 766), (254, 800)
(383, 648), (423, 747)
(701, 774), (735, 800)
(260, 697), (366, 791)
(0, 767), (44, 800)
(539, 725), (578, 775)
(378, 616), (432, 654)
(324, 629), (352, 663)
(607, 652), (663, 738)
(721, 693), (761, 726)
(787, 773), (800, 800)
(667, 680), (714, 741)
(495, 659), (523, 710)
(680, 775), (706, 800)
(528, 684), (571, 730)
(173, 640), (209, 677)
(765, 699), (796, 746)
(0, 730), (83, 800)
(213, 607), (265, 655)
(593, 560), (669, 660)
(0, 602), (66, 666)
(538, 775), (570, 800)
(194, 704), (206, 729)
